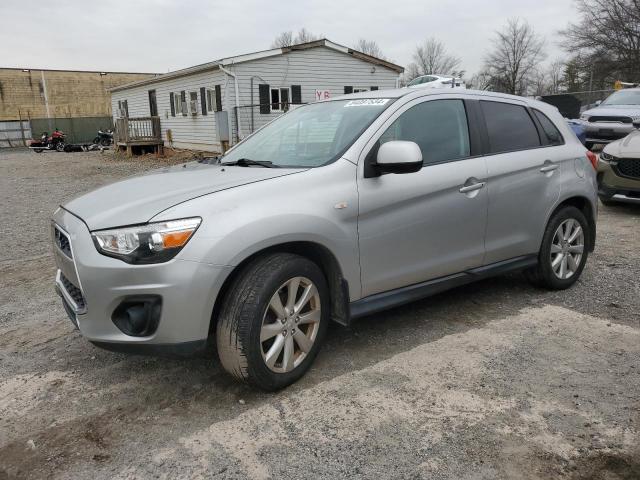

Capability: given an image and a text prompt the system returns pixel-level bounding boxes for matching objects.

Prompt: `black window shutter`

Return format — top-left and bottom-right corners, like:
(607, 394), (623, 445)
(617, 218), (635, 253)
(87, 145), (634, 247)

(344, 86), (353, 94)
(291, 85), (302, 104)
(169, 93), (175, 117)
(215, 85), (222, 112)
(180, 91), (186, 116)
(370, 86), (379, 91)
(259, 84), (270, 114)
(123, 100), (129, 117)
(200, 87), (207, 115)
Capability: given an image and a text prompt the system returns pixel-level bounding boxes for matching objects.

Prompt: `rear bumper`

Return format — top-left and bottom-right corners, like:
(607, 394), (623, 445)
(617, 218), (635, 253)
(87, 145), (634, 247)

(52, 207), (232, 351)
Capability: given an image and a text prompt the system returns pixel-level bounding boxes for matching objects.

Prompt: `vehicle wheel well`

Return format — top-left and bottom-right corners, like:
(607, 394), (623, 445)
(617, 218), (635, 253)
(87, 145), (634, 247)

(550, 196), (596, 252)
(209, 242), (350, 338)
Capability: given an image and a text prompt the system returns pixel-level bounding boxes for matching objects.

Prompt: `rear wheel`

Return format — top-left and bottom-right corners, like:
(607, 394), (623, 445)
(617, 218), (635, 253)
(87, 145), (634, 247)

(216, 253), (329, 391)
(525, 206), (589, 290)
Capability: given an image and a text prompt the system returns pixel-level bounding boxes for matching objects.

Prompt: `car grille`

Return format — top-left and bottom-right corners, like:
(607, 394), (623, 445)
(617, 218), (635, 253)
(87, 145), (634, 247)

(60, 272), (86, 310)
(616, 158), (640, 180)
(54, 226), (72, 258)
(589, 116), (633, 124)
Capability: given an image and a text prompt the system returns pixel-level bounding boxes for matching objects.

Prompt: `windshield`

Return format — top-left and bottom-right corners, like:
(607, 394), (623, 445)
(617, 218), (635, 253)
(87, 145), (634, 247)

(601, 90), (640, 106)
(221, 99), (393, 168)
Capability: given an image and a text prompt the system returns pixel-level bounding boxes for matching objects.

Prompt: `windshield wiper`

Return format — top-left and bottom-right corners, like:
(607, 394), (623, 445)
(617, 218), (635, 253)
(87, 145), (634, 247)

(221, 158), (277, 168)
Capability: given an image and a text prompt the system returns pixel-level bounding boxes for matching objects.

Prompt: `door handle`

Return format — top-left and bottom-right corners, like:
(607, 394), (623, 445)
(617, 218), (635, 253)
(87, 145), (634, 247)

(459, 182), (486, 193)
(540, 163), (559, 173)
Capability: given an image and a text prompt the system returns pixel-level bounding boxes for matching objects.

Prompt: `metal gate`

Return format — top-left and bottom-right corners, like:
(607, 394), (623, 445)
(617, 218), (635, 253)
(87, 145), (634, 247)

(0, 120), (31, 148)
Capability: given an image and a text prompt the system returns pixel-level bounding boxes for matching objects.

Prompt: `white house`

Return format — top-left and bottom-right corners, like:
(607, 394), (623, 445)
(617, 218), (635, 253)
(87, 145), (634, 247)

(110, 39), (403, 152)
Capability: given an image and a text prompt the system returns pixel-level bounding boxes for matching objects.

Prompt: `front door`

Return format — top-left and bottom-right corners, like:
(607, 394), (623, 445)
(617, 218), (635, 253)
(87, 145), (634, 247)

(357, 97), (488, 297)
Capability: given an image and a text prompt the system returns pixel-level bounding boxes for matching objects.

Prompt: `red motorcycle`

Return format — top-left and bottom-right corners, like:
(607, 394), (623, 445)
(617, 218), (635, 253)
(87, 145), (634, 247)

(29, 129), (66, 153)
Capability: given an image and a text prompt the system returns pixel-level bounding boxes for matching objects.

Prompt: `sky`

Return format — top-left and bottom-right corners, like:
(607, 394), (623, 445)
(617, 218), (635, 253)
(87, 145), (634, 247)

(0, 0), (577, 77)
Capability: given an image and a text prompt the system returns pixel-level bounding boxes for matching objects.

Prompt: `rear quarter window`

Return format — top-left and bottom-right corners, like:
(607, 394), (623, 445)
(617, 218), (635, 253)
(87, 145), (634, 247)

(480, 101), (541, 154)
(533, 109), (564, 146)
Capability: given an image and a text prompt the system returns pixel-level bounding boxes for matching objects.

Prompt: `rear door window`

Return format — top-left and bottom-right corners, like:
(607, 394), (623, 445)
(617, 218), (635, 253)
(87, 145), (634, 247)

(480, 101), (541, 153)
(533, 109), (564, 146)
(379, 99), (471, 165)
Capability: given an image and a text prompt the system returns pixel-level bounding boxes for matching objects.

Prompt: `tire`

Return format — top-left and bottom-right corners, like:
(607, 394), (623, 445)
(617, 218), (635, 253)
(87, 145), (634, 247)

(34, 148), (43, 153)
(100, 138), (111, 147)
(55, 142), (65, 152)
(216, 253), (330, 391)
(525, 206), (590, 290)
(93, 136), (101, 145)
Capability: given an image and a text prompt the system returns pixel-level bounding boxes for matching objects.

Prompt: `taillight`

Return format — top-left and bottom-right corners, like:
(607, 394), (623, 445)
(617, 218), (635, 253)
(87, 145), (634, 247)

(586, 150), (598, 170)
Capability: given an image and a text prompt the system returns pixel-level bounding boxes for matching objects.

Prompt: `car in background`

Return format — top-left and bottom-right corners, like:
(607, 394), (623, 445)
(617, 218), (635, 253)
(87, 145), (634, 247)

(567, 119), (587, 145)
(406, 74), (466, 89)
(597, 122), (640, 205)
(580, 88), (640, 150)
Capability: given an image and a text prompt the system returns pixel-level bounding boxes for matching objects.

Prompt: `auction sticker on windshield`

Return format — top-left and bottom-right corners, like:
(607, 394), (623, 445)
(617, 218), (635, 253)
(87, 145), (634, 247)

(344, 99), (390, 107)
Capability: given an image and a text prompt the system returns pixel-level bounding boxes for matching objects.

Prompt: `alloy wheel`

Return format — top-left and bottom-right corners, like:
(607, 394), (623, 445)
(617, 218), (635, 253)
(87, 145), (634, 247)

(260, 276), (321, 373)
(550, 219), (584, 280)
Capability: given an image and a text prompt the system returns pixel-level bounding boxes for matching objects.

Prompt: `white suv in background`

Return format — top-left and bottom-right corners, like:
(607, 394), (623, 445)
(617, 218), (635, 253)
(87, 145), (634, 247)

(406, 74), (466, 90)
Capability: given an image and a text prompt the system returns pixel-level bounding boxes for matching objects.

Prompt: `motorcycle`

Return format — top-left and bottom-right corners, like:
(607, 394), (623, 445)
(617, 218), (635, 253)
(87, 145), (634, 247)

(93, 129), (113, 146)
(29, 129), (66, 153)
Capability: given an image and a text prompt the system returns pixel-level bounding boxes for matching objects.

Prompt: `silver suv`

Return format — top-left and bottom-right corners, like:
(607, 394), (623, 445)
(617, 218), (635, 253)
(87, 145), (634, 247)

(52, 89), (598, 390)
(580, 88), (640, 149)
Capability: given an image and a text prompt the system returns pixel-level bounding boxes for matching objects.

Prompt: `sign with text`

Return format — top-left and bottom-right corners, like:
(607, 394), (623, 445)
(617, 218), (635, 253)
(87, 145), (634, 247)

(315, 90), (331, 101)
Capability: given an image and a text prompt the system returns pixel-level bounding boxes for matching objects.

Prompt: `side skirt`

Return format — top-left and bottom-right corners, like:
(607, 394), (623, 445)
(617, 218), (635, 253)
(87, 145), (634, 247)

(349, 254), (537, 320)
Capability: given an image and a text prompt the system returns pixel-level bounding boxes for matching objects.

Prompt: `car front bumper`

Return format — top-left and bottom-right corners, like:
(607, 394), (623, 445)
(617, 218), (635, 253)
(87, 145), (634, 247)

(596, 157), (640, 201)
(52, 207), (232, 353)
(584, 121), (633, 144)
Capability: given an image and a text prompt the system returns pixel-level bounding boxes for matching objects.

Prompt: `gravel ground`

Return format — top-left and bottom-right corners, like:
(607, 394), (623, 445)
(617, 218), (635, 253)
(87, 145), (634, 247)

(1, 149), (639, 480)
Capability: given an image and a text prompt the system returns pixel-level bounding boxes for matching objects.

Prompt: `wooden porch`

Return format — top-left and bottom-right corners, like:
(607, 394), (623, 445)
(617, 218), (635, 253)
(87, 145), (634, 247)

(114, 116), (163, 156)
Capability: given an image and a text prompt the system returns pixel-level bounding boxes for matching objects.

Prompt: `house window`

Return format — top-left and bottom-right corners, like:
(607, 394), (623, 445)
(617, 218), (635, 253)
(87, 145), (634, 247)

(353, 87), (370, 93)
(174, 94), (183, 116)
(117, 100), (128, 117)
(270, 87), (290, 112)
(206, 89), (216, 112)
(189, 91), (198, 115)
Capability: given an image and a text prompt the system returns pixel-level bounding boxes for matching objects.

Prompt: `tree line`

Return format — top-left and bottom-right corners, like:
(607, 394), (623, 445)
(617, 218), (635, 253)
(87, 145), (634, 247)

(272, 0), (640, 96)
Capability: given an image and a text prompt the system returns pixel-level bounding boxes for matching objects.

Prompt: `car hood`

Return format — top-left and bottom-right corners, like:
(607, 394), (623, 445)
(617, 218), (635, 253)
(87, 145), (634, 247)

(604, 129), (640, 157)
(584, 105), (640, 117)
(63, 162), (304, 230)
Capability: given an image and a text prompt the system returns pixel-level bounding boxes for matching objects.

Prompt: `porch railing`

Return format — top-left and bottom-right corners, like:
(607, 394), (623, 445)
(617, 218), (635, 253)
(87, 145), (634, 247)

(114, 116), (161, 144)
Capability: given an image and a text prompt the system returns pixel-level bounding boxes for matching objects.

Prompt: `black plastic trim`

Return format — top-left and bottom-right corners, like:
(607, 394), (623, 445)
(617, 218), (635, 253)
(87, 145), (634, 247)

(349, 255), (538, 319)
(91, 339), (208, 357)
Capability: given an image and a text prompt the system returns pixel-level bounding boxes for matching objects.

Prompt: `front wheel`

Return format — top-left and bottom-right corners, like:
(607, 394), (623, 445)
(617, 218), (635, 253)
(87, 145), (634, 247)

(525, 206), (590, 290)
(216, 253), (329, 391)
(100, 138), (112, 146)
(55, 142), (65, 152)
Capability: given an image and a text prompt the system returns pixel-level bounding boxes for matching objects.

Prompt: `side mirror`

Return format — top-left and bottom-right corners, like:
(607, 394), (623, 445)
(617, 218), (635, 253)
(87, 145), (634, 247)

(375, 141), (423, 175)
(595, 100), (602, 106)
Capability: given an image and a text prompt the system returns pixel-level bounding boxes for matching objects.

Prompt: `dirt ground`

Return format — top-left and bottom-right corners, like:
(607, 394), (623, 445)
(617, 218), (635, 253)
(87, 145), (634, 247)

(1, 149), (639, 480)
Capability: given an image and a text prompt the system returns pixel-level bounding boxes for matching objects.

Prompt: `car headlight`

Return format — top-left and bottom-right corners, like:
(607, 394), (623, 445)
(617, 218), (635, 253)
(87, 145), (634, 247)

(600, 151), (618, 164)
(91, 217), (201, 264)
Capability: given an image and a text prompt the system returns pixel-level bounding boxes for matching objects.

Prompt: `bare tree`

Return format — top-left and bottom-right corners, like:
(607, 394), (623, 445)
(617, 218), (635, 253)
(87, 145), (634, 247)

(271, 31), (294, 48)
(469, 70), (494, 91)
(547, 58), (565, 94)
(353, 39), (386, 59)
(483, 18), (545, 95)
(409, 38), (461, 77)
(271, 28), (322, 48)
(561, 0), (640, 83)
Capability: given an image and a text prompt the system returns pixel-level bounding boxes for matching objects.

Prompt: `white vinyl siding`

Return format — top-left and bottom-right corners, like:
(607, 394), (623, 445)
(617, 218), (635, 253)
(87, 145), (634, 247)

(111, 68), (229, 152)
(111, 45), (400, 150)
